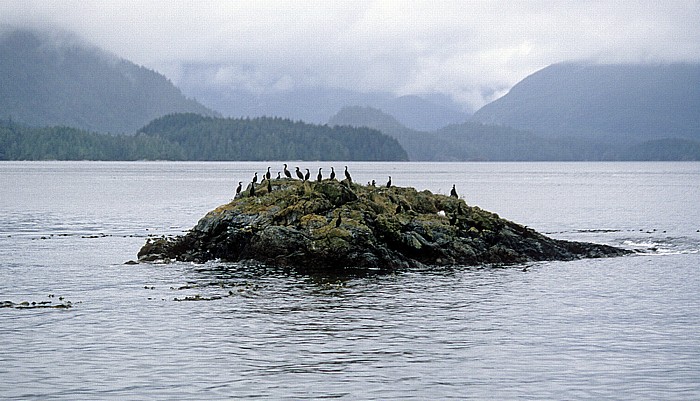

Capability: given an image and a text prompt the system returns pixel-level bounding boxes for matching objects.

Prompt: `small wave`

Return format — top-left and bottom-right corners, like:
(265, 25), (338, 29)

(623, 238), (700, 255)
(575, 229), (623, 233)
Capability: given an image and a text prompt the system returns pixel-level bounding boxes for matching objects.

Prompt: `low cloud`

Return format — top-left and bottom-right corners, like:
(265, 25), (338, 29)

(2, 1), (699, 110)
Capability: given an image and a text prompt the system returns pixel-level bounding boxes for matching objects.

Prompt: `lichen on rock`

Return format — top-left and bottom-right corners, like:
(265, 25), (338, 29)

(138, 178), (630, 272)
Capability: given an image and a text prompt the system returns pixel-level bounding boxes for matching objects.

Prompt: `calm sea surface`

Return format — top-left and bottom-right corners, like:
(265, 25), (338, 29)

(1, 161), (699, 400)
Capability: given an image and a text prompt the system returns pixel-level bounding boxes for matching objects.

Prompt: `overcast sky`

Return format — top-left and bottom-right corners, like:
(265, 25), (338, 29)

(2, 1), (699, 110)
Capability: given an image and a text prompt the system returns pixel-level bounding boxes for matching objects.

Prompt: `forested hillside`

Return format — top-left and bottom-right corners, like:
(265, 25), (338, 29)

(1, 114), (408, 161)
(138, 114), (408, 161)
(0, 29), (216, 133)
(0, 120), (184, 160)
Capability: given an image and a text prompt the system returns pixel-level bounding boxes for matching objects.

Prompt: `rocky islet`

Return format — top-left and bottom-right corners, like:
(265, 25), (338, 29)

(138, 177), (630, 272)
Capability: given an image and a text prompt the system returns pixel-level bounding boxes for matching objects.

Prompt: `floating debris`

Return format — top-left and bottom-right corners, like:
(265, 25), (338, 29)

(1, 299), (74, 309)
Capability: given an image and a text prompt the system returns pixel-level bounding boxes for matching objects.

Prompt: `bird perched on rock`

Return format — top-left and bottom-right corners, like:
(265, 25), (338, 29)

(235, 181), (242, 198)
(450, 185), (458, 198)
(317, 168), (323, 182)
(295, 167), (304, 180)
(450, 212), (458, 226)
(265, 167), (271, 180)
(386, 176), (392, 188)
(249, 182), (255, 197)
(277, 172), (281, 179)
(344, 166), (352, 183)
(304, 168), (310, 181)
(252, 172), (258, 184)
(267, 179), (272, 193)
(330, 167), (336, 180)
(284, 164), (292, 179)
(335, 212), (342, 227)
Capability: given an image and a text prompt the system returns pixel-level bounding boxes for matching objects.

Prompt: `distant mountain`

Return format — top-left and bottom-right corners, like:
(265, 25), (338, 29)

(329, 105), (700, 161)
(0, 29), (216, 133)
(175, 63), (469, 131)
(329, 106), (582, 161)
(138, 113), (408, 161)
(471, 62), (700, 142)
(329, 106), (436, 160)
(375, 94), (469, 131)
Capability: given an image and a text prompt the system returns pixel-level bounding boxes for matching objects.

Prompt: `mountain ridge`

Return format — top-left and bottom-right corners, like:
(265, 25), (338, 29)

(0, 28), (217, 133)
(175, 62), (470, 131)
(470, 62), (700, 142)
(330, 105), (700, 161)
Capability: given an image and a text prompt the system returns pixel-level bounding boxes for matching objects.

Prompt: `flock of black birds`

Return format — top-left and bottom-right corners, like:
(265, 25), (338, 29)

(234, 164), (460, 201)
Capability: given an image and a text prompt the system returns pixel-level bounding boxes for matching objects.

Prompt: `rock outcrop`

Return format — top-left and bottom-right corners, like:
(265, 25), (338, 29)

(138, 179), (630, 272)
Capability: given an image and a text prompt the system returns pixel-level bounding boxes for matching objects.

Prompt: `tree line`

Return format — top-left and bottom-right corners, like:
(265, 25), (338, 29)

(0, 114), (408, 161)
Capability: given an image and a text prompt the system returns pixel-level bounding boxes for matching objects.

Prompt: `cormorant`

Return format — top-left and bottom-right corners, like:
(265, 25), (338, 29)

(249, 182), (255, 197)
(386, 176), (392, 188)
(267, 179), (272, 193)
(284, 164), (292, 179)
(235, 181), (242, 198)
(450, 212), (457, 226)
(252, 172), (258, 184)
(344, 166), (352, 183)
(277, 172), (281, 179)
(295, 167), (304, 180)
(304, 168), (310, 181)
(450, 184), (458, 198)
(371, 179), (376, 187)
(265, 167), (271, 180)
(317, 168), (322, 182)
(335, 213), (342, 227)
(330, 167), (336, 180)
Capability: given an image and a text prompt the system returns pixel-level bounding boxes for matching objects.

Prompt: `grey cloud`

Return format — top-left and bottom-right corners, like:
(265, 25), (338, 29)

(2, 1), (699, 110)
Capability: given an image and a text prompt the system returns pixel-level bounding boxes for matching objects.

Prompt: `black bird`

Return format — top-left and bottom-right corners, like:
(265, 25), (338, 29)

(284, 164), (292, 179)
(450, 184), (458, 198)
(317, 168), (323, 182)
(335, 213), (342, 227)
(249, 182), (255, 197)
(235, 181), (242, 198)
(252, 172), (258, 184)
(450, 212), (457, 226)
(295, 167), (304, 180)
(267, 179), (272, 193)
(305, 168), (310, 181)
(371, 179), (376, 187)
(330, 167), (336, 180)
(386, 176), (392, 188)
(277, 172), (281, 179)
(265, 167), (271, 180)
(344, 166), (352, 183)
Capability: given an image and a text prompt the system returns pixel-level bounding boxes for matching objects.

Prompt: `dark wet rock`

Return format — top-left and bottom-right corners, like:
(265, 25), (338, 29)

(2, 299), (73, 309)
(138, 179), (631, 272)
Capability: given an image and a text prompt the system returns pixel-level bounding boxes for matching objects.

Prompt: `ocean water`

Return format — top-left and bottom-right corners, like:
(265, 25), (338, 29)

(1, 161), (699, 400)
